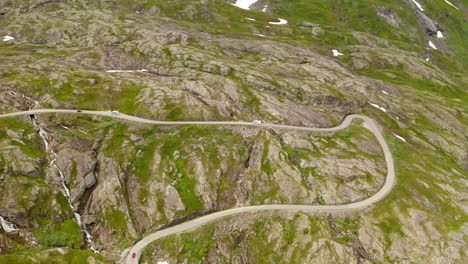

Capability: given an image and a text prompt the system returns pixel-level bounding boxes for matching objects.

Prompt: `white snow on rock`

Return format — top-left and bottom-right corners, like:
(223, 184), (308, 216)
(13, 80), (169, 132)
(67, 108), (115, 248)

(2, 35), (14, 41)
(255, 34), (266, 37)
(444, 0), (459, 10)
(425, 57), (430, 62)
(0, 216), (18, 232)
(428, 40), (438, 50)
(107, 69), (148, 73)
(332, 50), (344, 57)
(411, 0), (424, 11)
(381, 90), (389, 95)
(268, 18), (288, 25)
(393, 134), (407, 142)
(157, 262), (169, 264)
(262, 5), (268, 12)
(370, 103), (387, 113)
(246, 17), (256, 21)
(233, 0), (259, 10)
(436, 31), (443, 38)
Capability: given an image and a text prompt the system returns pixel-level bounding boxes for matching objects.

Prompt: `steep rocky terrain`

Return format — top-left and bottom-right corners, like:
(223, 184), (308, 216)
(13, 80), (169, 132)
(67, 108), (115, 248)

(0, 0), (467, 263)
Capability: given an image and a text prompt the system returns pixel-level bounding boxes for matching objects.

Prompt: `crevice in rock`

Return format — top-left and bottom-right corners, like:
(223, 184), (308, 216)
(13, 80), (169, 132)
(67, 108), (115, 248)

(123, 170), (139, 240)
(243, 142), (255, 168)
(327, 215), (374, 264)
(78, 152), (99, 222)
(215, 159), (247, 209)
(181, 88), (210, 106)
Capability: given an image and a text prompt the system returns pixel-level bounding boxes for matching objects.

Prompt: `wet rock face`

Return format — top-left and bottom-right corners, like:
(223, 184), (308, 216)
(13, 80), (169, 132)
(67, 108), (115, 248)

(54, 148), (97, 204)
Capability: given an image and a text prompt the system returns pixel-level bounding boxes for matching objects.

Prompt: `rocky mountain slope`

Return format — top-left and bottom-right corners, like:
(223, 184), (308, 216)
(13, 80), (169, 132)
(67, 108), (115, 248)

(0, 0), (466, 263)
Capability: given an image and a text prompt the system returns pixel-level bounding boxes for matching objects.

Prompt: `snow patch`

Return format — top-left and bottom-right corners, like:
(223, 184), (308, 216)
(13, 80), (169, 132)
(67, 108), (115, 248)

(393, 134), (407, 142)
(370, 103), (387, 113)
(381, 90), (389, 95)
(246, 17), (256, 21)
(428, 40), (437, 50)
(332, 50), (344, 57)
(262, 5), (268, 12)
(157, 262), (169, 264)
(232, 0), (259, 10)
(411, 0), (424, 11)
(268, 18), (288, 25)
(436, 31), (443, 38)
(0, 216), (18, 232)
(425, 57), (430, 62)
(2, 35), (14, 41)
(106, 69), (148, 73)
(443, 0), (459, 10)
(255, 34), (266, 37)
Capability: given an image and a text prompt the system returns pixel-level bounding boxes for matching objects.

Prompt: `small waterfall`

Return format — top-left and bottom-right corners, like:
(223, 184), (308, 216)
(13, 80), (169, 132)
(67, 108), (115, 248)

(31, 116), (98, 252)
(38, 128), (49, 150)
(0, 216), (18, 232)
(54, 162), (71, 198)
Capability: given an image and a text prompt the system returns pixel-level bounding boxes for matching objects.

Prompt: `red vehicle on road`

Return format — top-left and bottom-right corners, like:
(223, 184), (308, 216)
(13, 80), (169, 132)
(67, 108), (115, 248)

(132, 252), (137, 258)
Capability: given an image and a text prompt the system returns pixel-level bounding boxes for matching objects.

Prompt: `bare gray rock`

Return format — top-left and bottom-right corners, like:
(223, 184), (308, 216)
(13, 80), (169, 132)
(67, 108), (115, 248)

(163, 185), (185, 220)
(375, 6), (400, 27)
(0, 144), (42, 177)
(414, 10), (439, 35)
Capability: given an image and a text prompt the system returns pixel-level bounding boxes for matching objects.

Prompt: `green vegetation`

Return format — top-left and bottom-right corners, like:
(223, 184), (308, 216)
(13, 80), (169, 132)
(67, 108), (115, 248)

(33, 220), (81, 248)
(104, 209), (128, 233)
(130, 125), (245, 214)
(0, 0), (466, 262)
(334, 217), (360, 232)
(273, 216), (296, 244)
(142, 226), (215, 262)
(333, 234), (353, 243)
(362, 68), (466, 99)
(138, 188), (150, 206)
(260, 140), (273, 175)
(142, 213), (330, 263)
(1, 70), (146, 114)
(0, 248), (108, 264)
(0, 176), (73, 224)
(0, 118), (43, 158)
(179, 228), (215, 260)
(271, 0), (417, 44)
(253, 185), (279, 202)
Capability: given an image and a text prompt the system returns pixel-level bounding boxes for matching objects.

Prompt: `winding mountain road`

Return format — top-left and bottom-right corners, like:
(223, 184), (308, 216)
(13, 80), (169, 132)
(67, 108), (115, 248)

(0, 109), (395, 264)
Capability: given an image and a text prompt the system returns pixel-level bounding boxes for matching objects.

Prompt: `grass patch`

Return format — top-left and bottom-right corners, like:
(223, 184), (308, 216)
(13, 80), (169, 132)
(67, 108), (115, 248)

(333, 234), (353, 244)
(33, 220), (81, 248)
(104, 209), (128, 233)
(0, 248), (108, 264)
